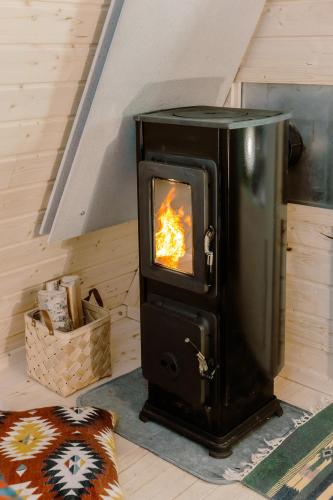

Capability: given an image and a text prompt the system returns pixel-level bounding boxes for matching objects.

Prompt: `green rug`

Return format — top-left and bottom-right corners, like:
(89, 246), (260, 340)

(242, 403), (333, 499)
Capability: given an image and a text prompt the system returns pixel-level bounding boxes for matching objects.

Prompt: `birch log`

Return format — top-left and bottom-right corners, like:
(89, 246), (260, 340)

(37, 289), (72, 332)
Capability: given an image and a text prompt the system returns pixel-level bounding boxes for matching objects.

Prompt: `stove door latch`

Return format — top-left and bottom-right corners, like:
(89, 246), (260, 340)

(184, 337), (218, 381)
(204, 226), (215, 286)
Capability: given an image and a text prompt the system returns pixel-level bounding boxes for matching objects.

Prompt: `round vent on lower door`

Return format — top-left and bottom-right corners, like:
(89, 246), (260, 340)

(160, 352), (180, 379)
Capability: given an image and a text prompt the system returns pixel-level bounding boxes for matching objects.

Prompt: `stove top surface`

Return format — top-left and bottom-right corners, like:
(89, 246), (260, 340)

(135, 106), (291, 129)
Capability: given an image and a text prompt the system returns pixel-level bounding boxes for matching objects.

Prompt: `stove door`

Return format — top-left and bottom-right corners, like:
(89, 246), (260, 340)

(139, 161), (211, 293)
(141, 303), (215, 407)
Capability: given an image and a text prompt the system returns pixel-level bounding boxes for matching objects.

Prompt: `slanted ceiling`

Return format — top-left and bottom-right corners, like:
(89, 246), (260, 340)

(41, 0), (266, 242)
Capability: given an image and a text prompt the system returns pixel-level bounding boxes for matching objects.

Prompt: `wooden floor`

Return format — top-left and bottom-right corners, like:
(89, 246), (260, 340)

(0, 317), (332, 500)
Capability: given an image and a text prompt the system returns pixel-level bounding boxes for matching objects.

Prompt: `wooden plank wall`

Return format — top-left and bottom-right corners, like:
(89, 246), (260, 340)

(285, 204), (333, 394)
(237, 0), (333, 85)
(0, 0), (139, 355)
(236, 0), (333, 394)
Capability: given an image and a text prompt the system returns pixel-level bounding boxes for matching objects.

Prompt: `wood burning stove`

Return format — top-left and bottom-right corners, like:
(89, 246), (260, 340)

(135, 106), (290, 458)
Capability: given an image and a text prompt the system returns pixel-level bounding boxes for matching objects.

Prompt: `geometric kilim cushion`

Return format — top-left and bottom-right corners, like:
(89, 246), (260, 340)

(0, 472), (22, 499)
(0, 407), (123, 499)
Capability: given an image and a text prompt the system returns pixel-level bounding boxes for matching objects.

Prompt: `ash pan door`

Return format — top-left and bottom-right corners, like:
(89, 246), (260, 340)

(141, 302), (217, 407)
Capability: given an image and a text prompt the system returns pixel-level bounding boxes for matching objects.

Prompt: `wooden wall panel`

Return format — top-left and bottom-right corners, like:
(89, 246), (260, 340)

(288, 220), (333, 252)
(0, 221), (137, 276)
(0, 151), (62, 190)
(285, 207), (333, 395)
(287, 245), (332, 286)
(256, 0), (333, 38)
(237, 37), (333, 84)
(0, 182), (54, 220)
(286, 275), (332, 321)
(2, 2), (105, 45)
(0, 0), (139, 355)
(0, 46), (95, 85)
(236, 0), (333, 394)
(237, 0), (333, 85)
(0, 118), (73, 157)
(0, 84), (83, 122)
(0, 213), (45, 248)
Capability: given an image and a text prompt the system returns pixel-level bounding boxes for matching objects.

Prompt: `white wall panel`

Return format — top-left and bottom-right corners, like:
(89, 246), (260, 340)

(42, 0), (265, 241)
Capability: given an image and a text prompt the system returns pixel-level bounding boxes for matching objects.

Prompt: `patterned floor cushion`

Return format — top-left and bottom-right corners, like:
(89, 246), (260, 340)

(0, 473), (22, 499)
(0, 407), (123, 499)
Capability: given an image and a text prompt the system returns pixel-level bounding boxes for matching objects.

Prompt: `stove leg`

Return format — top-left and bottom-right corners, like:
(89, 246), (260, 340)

(274, 404), (283, 417)
(139, 411), (150, 423)
(209, 447), (232, 459)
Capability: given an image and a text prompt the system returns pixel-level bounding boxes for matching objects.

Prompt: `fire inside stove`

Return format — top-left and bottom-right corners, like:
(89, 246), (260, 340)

(153, 178), (193, 275)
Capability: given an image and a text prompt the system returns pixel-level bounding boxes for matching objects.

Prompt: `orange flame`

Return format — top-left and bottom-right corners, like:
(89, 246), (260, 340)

(155, 186), (186, 270)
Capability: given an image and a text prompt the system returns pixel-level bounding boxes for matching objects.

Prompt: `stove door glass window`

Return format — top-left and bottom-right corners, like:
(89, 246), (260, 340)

(153, 178), (193, 275)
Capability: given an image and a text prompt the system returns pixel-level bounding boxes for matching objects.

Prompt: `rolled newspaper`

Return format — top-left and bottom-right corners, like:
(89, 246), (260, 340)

(37, 288), (72, 332)
(60, 275), (84, 329)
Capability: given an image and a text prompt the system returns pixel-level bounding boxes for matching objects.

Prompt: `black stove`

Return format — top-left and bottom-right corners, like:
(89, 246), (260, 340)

(135, 106), (290, 457)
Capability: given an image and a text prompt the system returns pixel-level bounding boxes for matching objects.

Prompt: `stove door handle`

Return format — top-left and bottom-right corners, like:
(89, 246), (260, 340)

(184, 337), (218, 380)
(204, 226), (215, 286)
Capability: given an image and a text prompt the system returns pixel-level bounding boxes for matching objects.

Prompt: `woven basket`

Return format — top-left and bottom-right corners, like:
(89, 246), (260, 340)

(25, 297), (112, 397)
